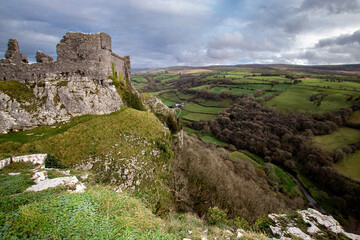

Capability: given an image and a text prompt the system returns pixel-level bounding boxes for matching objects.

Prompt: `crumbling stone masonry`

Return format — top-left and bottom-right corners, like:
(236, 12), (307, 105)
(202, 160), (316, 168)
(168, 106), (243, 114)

(0, 32), (131, 85)
(0, 32), (130, 133)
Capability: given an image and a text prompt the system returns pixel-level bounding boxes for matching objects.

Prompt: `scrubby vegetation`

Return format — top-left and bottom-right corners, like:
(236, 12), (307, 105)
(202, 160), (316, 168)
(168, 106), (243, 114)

(109, 63), (145, 111)
(171, 134), (304, 224)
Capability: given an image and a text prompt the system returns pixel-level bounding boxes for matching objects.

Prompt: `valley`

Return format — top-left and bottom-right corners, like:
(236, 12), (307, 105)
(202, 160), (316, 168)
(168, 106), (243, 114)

(135, 64), (360, 234)
(1, 62), (360, 239)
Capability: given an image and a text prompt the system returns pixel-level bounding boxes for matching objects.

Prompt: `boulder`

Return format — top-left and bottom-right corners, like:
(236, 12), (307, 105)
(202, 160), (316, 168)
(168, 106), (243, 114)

(36, 50), (53, 63)
(5, 39), (21, 63)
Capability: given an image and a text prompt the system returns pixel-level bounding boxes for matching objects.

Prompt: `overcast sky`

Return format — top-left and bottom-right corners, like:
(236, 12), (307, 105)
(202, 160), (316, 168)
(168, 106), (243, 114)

(0, 0), (360, 69)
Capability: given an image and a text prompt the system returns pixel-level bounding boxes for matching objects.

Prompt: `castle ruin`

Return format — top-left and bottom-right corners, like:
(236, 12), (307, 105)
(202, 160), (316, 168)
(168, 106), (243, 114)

(0, 32), (130, 133)
(1, 32), (131, 85)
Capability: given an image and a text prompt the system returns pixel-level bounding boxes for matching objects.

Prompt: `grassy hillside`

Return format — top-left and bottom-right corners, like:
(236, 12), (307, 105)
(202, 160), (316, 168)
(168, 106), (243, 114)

(0, 107), (174, 213)
(335, 151), (360, 182)
(314, 127), (360, 152)
(0, 176), (268, 240)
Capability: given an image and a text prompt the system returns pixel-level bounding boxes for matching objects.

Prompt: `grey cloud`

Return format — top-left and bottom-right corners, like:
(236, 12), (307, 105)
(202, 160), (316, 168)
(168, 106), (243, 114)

(1, 0), (360, 68)
(301, 0), (360, 14)
(284, 15), (309, 34)
(293, 31), (360, 64)
(208, 32), (279, 54)
(316, 30), (360, 47)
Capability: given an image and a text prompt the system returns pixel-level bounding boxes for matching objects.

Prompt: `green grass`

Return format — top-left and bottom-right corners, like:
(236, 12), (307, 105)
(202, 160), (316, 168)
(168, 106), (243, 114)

(196, 98), (233, 108)
(0, 171), (35, 197)
(230, 151), (261, 167)
(177, 109), (189, 119)
(131, 76), (147, 83)
(210, 86), (253, 95)
(0, 114), (100, 159)
(21, 108), (169, 164)
(297, 174), (336, 213)
(241, 84), (272, 90)
(229, 151), (300, 197)
(209, 86), (229, 94)
(248, 76), (290, 82)
(201, 135), (227, 146)
(176, 92), (192, 101)
(241, 151), (266, 165)
(264, 85), (355, 113)
(270, 164), (301, 197)
(349, 111), (360, 124)
(156, 95), (176, 107)
(183, 127), (196, 135)
(159, 92), (180, 102)
(301, 78), (360, 91)
(0, 162), (37, 174)
(191, 84), (212, 90)
(314, 127), (360, 152)
(161, 75), (180, 83)
(334, 150), (360, 182)
(134, 84), (146, 90)
(229, 87), (255, 95)
(182, 112), (216, 121)
(152, 73), (179, 83)
(0, 184), (269, 240)
(0, 108), (174, 211)
(184, 103), (223, 114)
(1, 186), (177, 239)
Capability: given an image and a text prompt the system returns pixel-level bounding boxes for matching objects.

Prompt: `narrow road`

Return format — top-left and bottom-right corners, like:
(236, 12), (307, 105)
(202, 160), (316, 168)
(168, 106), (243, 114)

(291, 175), (327, 214)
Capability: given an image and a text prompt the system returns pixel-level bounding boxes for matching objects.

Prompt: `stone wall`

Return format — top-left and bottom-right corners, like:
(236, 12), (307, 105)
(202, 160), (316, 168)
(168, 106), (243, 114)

(0, 32), (130, 84)
(0, 154), (47, 170)
(0, 32), (129, 133)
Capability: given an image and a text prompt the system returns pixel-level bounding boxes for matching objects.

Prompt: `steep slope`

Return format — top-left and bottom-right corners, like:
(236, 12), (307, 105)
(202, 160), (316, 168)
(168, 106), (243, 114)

(0, 107), (174, 213)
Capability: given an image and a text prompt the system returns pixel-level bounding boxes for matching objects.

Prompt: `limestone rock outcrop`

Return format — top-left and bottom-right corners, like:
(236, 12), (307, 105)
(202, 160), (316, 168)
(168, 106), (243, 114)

(269, 208), (360, 240)
(0, 32), (129, 133)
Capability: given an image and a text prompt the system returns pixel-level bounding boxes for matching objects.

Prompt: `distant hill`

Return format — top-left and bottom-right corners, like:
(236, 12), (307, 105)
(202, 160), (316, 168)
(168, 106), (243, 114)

(135, 64), (360, 75)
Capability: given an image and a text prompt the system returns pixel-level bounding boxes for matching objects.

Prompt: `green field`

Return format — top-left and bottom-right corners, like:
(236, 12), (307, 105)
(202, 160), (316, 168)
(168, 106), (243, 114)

(132, 76), (147, 83)
(201, 135), (227, 146)
(210, 86), (254, 95)
(196, 98), (233, 107)
(160, 92), (180, 102)
(184, 103), (223, 114)
(152, 73), (180, 83)
(349, 111), (360, 124)
(182, 112), (216, 121)
(191, 84), (211, 90)
(230, 151), (261, 167)
(301, 78), (360, 91)
(335, 150), (360, 182)
(264, 85), (356, 113)
(269, 164), (301, 197)
(314, 127), (360, 152)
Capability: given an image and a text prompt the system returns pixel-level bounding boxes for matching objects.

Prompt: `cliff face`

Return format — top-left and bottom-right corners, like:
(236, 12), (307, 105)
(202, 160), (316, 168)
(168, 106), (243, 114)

(0, 32), (128, 133)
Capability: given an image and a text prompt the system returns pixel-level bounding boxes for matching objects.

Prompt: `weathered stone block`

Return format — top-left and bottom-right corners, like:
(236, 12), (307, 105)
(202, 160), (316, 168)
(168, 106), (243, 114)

(12, 154), (48, 167)
(21, 53), (29, 63)
(0, 158), (11, 170)
(5, 39), (21, 63)
(36, 51), (53, 63)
